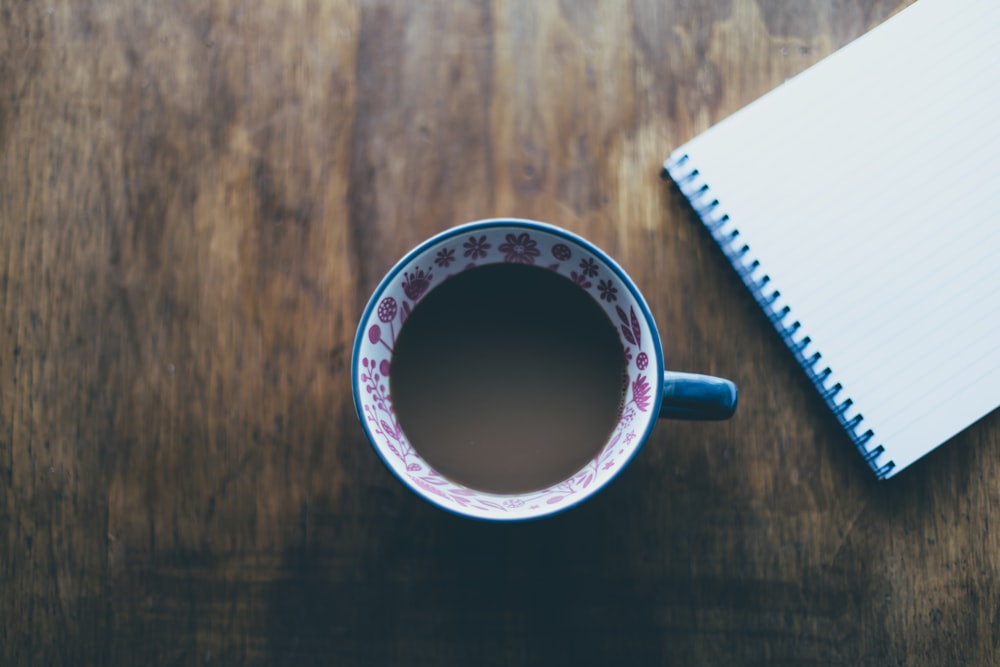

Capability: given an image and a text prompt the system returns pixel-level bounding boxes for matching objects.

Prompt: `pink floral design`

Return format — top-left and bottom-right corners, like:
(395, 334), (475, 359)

(632, 375), (652, 412)
(402, 267), (433, 301)
(367, 323), (394, 352)
(463, 235), (491, 259)
(435, 248), (456, 267)
(616, 305), (642, 346)
(376, 298), (400, 341)
(579, 257), (599, 278)
(619, 405), (637, 428)
(597, 279), (618, 302)
(377, 297), (398, 323)
(570, 270), (592, 289)
(414, 477), (450, 500)
(360, 356), (404, 449)
(551, 243), (572, 261)
(499, 232), (540, 264)
(636, 352), (648, 370)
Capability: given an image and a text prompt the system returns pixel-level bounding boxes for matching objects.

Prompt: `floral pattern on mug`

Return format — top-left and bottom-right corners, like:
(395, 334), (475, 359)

(551, 243), (572, 261)
(498, 232), (540, 264)
(402, 267), (433, 301)
(377, 297), (398, 323)
(355, 224), (660, 519)
(597, 279), (618, 302)
(463, 235), (491, 259)
(434, 248), (456, 267)
(578, 257), (599, 278)
(570, 269), (592, 289)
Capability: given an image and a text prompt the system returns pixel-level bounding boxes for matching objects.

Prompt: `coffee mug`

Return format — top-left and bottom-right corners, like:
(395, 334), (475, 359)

(352, 219), (736, 521)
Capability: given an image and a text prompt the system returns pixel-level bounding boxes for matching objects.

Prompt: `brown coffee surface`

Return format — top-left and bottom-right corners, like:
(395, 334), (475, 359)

(390, 262), (627, 494)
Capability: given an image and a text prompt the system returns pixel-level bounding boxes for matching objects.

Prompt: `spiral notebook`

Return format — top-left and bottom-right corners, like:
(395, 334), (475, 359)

(663, 0), (1000, 479)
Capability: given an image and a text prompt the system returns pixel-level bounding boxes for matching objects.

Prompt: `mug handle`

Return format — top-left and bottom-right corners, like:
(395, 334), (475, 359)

(659, 371), (738, 421)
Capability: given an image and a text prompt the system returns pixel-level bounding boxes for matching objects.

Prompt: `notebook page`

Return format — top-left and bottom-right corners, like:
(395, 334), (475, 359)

(670, 0), (1000, 476)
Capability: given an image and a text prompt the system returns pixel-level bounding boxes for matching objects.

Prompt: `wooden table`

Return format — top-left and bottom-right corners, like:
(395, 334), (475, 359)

(3, 1), (998, 664)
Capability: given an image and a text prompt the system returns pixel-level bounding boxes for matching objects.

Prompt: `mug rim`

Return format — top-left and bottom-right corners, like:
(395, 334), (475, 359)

(351, 218), (665, 521)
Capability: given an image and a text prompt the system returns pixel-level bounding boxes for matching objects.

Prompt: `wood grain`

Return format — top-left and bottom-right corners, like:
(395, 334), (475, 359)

(3, 0), (998, 664)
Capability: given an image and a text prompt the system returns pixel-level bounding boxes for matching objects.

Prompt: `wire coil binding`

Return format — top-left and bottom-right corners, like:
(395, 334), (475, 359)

(662, 153), (895, 479)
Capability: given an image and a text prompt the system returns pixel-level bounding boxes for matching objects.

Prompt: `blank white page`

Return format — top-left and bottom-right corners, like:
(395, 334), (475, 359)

(664, 0), (1000, 477)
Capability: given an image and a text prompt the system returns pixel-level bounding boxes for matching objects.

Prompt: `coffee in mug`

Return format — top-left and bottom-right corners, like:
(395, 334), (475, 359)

(390, 262), (627, 494)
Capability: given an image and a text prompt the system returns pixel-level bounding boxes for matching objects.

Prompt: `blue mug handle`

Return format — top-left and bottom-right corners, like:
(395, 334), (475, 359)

(660, 371), (738, 421)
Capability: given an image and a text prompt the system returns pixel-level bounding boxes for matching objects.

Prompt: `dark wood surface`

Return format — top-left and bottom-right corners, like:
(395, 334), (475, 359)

(3, 1), (998, 664)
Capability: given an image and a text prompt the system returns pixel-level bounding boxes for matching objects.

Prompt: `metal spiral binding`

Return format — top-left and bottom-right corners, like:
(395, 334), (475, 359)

(662, 153), (896, 479)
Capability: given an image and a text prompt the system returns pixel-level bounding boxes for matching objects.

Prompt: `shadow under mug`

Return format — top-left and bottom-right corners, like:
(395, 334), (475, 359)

(353, 219), (737, 521)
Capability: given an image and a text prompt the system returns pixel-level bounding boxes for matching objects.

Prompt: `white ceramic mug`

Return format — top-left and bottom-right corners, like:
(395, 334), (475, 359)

(353, 219), (736, 520)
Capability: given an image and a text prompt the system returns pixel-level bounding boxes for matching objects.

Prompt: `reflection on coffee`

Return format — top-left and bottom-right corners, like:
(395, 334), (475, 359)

(390, 263), (626, 494)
